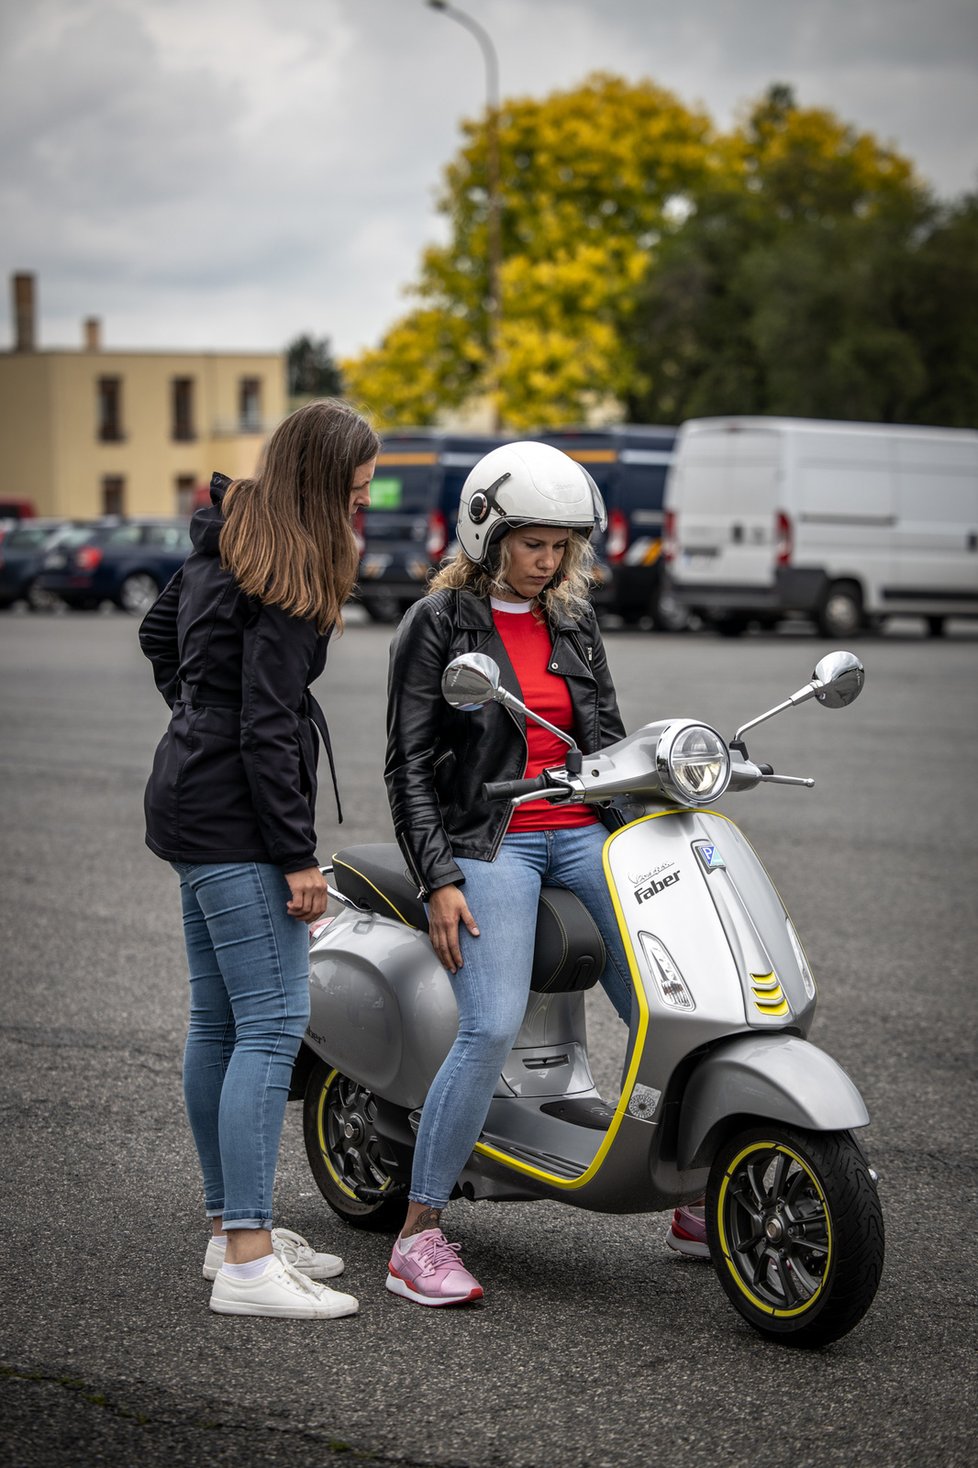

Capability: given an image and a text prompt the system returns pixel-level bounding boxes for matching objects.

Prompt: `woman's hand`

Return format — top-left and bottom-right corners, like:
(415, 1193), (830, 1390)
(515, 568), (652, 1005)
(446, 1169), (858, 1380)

(428, 884), (479, 974)
(285, 866), (329, 922)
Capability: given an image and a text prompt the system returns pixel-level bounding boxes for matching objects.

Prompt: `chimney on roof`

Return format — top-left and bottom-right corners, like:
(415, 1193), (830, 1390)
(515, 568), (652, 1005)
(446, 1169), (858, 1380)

(12, 273), (36, 352)
(84, 317), (102, 351)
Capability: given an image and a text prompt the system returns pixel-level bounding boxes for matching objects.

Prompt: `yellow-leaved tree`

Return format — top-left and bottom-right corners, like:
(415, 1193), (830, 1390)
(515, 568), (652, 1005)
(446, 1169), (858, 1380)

(344, 73), (720, 429)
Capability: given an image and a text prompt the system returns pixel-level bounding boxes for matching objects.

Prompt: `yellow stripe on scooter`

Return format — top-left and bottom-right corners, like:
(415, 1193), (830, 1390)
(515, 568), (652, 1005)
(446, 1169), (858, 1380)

(473, 809), (698, 1189)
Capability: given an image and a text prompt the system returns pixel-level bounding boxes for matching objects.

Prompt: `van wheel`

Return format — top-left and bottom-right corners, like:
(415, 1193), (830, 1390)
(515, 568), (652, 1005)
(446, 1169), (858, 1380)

(817, 583), (862, 639)
(714, 614), (749, 638)
(651, 587), (690, 633)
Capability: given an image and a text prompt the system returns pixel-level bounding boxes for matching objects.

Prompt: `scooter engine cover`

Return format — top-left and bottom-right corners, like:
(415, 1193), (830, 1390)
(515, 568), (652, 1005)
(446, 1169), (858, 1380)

(332, 844), (603, 992)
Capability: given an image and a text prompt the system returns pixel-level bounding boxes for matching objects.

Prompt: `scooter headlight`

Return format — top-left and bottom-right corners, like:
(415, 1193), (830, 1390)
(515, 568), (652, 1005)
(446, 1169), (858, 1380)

(656, 722), (730, 806)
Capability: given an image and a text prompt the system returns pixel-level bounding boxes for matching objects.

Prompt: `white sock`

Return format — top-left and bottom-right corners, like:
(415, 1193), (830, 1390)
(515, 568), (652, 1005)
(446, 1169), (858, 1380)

(220, 1253), (275, 1280)
(210, 1234), (228, 1247)
(398, 1227), (437, 1254)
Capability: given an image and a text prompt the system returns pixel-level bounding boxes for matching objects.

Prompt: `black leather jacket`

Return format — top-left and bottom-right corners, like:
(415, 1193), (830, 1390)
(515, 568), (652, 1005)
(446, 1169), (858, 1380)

(385, 588), (626, 896)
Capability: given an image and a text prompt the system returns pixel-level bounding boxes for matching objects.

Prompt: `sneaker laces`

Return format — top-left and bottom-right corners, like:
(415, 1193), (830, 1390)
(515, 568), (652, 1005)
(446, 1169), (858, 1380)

(411, 1230), (466, 1278)
(278, 1255), (328, 1298)
(271, 1227), (315, 1266)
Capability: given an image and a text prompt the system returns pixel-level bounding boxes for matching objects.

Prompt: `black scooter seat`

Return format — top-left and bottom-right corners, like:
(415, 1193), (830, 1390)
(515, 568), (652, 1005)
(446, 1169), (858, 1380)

(331, 843), (605, 994)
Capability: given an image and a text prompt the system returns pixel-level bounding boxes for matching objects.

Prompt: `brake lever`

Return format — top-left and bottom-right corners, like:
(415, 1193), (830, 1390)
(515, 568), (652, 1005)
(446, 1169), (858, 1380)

(757, 769), (815, 788)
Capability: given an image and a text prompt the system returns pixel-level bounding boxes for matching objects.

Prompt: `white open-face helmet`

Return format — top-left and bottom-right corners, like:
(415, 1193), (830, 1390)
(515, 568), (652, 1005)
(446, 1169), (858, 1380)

(457, 440), (607, 565)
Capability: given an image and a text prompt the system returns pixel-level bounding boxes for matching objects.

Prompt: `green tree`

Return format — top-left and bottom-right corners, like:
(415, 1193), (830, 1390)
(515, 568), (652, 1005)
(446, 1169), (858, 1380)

(286, 334), (344, 399)
(625, 86), (940, 424)
(344, 74), (719, 428)
(900, 194), (978, 427)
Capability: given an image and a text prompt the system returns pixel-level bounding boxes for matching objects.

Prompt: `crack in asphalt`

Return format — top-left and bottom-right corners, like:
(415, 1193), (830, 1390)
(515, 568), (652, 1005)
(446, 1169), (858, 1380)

(0, 1362), (480, 1468)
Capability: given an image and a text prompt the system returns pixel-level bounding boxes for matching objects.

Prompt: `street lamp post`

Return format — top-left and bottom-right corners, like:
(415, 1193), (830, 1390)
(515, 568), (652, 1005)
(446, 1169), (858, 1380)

(426, 0), (502, 428)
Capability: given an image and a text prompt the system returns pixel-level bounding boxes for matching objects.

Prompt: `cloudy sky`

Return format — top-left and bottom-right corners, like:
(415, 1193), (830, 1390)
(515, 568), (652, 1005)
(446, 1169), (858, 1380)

(2, 0), (976, 360)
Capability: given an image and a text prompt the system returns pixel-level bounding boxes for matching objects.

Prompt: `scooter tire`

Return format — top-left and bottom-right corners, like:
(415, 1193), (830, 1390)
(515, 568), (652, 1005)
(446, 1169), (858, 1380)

(706, 1124), (884, 1348)
(303, 1060), (405, 1231)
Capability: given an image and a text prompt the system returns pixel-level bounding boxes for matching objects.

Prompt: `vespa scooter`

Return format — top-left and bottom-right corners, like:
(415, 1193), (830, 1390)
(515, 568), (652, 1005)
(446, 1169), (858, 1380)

(294, 649), (884, 1346)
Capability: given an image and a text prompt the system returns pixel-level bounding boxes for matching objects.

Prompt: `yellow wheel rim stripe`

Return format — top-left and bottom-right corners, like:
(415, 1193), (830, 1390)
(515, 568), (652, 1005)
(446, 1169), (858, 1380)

(716, 1140), (833, 1318)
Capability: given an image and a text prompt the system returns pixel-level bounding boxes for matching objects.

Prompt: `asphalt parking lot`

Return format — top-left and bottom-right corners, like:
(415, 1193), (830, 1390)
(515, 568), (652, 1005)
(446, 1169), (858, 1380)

(1, 610), (976, 1468)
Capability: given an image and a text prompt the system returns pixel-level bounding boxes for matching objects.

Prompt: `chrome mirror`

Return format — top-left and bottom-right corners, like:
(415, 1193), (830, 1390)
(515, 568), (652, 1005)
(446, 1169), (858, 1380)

(812, 651), (865, 709)
(734, 649), (866, 746)
(441, 653), (503, 711)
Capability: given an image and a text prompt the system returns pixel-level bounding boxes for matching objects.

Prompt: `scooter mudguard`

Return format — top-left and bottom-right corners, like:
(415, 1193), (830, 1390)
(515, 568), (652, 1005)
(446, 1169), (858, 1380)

(676, 1034), (871, 1170)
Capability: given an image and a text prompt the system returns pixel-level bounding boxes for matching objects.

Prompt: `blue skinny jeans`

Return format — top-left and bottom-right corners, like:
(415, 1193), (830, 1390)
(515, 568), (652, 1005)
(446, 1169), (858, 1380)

(410, 825), (633, 1210)
(172, 861), (310, 1230)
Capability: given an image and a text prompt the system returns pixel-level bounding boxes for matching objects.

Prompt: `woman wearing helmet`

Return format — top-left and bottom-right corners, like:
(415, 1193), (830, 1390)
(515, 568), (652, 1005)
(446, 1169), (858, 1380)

(383, 440), (700, 1307)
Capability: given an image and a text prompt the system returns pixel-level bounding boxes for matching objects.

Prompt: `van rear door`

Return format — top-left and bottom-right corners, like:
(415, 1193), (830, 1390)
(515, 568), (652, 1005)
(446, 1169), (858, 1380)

(670, 423), (781, 593)
(887, 433), (978, 615)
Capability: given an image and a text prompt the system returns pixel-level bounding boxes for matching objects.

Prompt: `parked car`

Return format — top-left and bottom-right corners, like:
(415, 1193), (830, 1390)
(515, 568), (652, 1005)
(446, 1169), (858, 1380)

(0, 519), (91, 610)
(36, 519), (193, 614)
(664, 416), (978, 637)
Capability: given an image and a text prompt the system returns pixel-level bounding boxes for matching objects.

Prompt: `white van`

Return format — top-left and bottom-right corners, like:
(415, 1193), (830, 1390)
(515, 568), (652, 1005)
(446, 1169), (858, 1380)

(664, 417), (978, 636)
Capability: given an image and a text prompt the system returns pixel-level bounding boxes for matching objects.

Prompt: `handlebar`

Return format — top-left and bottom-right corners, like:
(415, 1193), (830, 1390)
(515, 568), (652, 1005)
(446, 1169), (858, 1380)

(482, 775), (551, 802)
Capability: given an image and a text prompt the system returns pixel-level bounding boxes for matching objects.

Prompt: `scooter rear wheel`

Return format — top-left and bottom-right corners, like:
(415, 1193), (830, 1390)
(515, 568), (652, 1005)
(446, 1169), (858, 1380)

(303, 1060), (404, 1230)
(706, 1124), (884, 1348)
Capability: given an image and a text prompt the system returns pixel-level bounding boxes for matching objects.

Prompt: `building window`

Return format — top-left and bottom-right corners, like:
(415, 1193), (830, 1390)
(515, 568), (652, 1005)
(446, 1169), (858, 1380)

(97, 377), (124, 442)
(172, 378), (196, 441)
(239, 377), (262, 431)
(102, 476), (126, 516)
(175, 475), (197, 517)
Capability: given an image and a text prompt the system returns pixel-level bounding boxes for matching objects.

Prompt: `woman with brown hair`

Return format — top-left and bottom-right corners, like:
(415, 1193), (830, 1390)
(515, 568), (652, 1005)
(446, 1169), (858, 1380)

(140, 398), (379, 1319)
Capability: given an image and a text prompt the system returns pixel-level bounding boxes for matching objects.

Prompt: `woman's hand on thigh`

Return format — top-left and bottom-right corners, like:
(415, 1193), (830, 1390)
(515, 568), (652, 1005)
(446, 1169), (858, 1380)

(428, 884), (479, 974)
(285, 865), (329, 921)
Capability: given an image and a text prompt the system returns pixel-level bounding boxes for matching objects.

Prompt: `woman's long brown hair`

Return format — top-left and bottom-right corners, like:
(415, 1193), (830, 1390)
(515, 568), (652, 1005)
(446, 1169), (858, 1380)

(219, 399), (379, 632)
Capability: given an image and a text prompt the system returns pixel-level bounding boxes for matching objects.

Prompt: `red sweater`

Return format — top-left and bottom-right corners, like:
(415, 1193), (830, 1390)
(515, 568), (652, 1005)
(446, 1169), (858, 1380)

(491, 601), (598, 831)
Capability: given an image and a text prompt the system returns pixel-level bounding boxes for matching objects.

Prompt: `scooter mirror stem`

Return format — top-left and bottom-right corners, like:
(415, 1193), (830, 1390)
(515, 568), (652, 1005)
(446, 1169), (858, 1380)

(442, 653), (582, 762)
(732, 651), (865, 746)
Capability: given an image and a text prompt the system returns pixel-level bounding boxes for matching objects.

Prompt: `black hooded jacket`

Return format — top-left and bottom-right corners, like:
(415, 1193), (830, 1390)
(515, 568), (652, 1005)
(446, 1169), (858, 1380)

(139, 474), (336, 873)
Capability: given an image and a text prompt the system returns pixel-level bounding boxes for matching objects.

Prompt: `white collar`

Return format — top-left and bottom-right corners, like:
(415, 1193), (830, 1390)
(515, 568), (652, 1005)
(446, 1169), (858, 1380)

(490, 596), (534, 614)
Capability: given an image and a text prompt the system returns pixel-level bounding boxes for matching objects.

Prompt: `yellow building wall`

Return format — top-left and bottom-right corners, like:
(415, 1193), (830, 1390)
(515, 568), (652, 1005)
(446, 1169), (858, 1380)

(0, 349), (286, 518)
(0, 354), (58, 511)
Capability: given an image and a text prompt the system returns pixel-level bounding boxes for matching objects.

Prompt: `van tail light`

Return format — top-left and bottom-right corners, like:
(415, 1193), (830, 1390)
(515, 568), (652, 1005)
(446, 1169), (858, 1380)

(75, 546), (103, 571)
(352, 509), (366, 557)
(426, 510), (448, 562)
(605, 509), (628, 564)
(663, 509), (677, 564)
(775, 510), (793, 566)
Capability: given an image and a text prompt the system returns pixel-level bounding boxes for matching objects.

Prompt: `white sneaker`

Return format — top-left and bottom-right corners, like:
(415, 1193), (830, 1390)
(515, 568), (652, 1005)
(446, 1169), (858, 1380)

(203, 1227), (344, 1281)
(209, 1256), (359, 1319)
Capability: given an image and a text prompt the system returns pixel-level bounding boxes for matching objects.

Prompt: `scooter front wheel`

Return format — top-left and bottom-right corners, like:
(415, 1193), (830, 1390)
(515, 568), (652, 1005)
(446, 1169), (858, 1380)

(303, 1060), (404, 1231)
(706, 1125), (884, 1348)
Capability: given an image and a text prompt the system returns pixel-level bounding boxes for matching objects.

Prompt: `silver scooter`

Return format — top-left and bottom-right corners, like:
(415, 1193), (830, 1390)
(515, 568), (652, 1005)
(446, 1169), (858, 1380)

(295, 649), (884, 1346)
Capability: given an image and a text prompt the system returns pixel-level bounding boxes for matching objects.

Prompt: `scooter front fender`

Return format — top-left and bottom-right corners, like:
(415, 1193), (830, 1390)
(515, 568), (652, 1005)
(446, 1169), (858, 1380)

(677, 1034), (870, 1170)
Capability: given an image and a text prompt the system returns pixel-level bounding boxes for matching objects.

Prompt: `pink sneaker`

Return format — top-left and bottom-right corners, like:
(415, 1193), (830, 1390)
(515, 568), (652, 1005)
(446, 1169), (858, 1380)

(666, 1204), (710, 1260)
(386, 1228), (484, 1307)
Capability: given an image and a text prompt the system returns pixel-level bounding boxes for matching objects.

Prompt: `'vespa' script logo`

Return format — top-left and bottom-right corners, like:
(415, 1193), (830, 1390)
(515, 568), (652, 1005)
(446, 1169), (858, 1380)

(634, 870), (681, 904)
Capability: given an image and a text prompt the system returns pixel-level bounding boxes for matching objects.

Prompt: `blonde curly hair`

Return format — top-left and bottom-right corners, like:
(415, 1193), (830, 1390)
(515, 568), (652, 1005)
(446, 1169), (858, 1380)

(428, 528), (597, 619)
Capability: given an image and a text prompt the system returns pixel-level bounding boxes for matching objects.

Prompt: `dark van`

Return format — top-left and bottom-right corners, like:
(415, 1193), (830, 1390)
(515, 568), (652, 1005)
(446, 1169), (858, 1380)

(357, 432), (504, 621)
(536, 426), (683, 629)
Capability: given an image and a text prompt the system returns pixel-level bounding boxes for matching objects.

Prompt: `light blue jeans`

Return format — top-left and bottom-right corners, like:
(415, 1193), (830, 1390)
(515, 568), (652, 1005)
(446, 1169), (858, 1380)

(410, 825), (633, 1209)
(172, 861), (311, 1229)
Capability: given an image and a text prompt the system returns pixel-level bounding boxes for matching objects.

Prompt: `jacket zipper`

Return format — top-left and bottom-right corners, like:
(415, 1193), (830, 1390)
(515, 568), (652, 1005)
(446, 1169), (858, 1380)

(486, 705), (528, 862)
